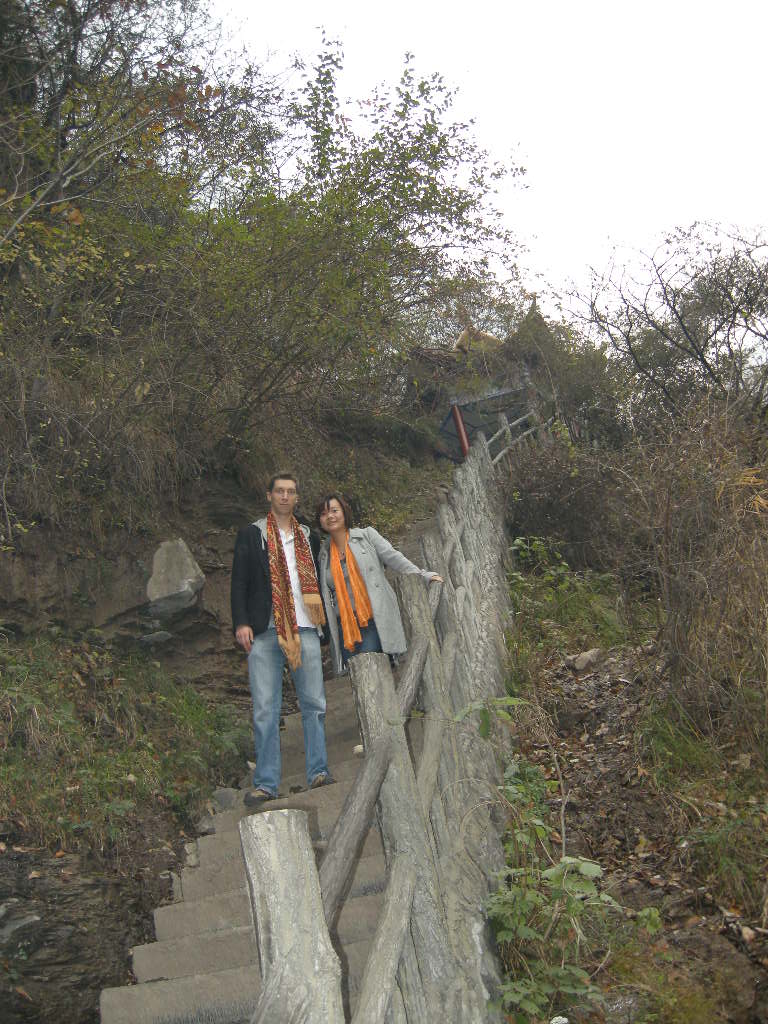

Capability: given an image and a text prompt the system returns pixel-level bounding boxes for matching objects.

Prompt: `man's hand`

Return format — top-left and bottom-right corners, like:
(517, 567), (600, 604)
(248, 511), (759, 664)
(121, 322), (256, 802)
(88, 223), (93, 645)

(236, 625), (254, 654)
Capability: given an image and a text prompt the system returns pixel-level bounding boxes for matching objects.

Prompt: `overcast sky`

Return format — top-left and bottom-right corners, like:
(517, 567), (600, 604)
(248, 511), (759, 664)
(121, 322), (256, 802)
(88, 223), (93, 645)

(212, 0), (767, 304)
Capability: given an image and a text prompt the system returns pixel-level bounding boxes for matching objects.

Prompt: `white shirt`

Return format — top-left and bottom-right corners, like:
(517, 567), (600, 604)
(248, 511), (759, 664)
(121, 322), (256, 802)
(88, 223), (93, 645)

(269, 527), (313, 629)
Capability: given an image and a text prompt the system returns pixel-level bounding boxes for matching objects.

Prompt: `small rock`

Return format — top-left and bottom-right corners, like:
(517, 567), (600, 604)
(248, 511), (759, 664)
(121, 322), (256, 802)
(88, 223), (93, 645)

(565, 648), (603, 673)
(194, 813), (216, 836)
(211, 787), (239, 812)
(183, 842), (200, 869)
(138, 631), (173, 647)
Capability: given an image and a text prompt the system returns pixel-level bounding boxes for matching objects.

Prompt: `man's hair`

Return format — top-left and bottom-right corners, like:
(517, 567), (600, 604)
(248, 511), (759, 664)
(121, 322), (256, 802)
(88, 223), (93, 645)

(267, 472), (298, 492)
(315, 492), (354, 530)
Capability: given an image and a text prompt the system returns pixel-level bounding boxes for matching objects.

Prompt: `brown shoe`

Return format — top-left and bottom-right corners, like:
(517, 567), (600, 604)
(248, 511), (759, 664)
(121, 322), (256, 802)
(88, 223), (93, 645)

(244, 787), (274, 809)
(309, 772), (335, 790)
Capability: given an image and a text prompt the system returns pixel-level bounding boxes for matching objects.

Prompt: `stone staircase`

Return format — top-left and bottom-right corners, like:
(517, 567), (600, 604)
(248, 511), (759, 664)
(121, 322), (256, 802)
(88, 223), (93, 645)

(100, 672), (387, 1023)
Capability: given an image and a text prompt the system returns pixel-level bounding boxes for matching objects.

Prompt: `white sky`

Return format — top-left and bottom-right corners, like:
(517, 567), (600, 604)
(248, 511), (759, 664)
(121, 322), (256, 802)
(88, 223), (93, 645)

(212, 0), (767, 306)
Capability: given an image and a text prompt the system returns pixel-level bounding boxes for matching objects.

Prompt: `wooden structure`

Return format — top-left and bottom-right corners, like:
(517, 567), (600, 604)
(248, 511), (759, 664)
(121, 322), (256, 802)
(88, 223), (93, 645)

(239, 438), (512, 1022)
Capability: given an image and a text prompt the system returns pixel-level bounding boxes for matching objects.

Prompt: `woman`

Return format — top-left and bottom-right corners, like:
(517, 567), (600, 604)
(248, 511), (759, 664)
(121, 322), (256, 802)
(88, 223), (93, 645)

(316, 492), (443, 675)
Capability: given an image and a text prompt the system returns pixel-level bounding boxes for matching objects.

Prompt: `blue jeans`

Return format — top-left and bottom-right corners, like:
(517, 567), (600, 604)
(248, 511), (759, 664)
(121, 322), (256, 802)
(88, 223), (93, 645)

(247, 627), (328, 796)
(341, 620), (383, 668)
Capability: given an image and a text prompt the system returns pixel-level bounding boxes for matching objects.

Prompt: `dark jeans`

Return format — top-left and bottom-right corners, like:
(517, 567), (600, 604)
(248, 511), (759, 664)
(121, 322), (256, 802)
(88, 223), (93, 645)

(341, 620), (383, 668)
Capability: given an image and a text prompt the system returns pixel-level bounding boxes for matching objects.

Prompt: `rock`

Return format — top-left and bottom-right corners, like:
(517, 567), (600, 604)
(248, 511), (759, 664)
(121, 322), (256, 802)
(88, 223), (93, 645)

(0, 900), (41, 945)
(183, 843), (200, 869)
(146, 539), (205, 619)
(555, 701), (588, 733)
(211, 788), (240, 812)
(138, 630), (173, 646)
(565, 648), (603, 673)
(195, 813), (216, 836)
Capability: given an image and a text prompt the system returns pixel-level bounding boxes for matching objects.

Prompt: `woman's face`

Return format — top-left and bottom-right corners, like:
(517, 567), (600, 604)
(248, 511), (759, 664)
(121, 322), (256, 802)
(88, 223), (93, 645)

(319, 499), (345, 533)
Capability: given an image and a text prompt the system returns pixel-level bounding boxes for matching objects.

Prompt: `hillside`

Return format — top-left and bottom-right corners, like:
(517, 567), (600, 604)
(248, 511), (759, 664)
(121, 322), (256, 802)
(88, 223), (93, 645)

(2, 3), (768, 1021)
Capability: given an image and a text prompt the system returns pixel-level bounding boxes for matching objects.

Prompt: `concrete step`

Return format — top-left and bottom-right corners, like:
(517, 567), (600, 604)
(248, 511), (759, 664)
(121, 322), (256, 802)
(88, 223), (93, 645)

(271, 755), (362, 799)
(154, 888), (249, 942)
(134, 878), (385, 986)
(212, 784), (365, 837)
(104, 940), (377, 1024)
(179, 843), (387, 903)
(132, 925), (257, 983)
(229, 772), (354, 815)
(100, 963), (261, 1024)
(153, 885), (384, 947)
(195, 812), (384, 870)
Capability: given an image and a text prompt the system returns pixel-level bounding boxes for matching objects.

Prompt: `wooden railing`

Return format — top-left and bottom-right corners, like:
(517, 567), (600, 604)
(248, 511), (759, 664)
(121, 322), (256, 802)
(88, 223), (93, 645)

(486, 410), (555, 465)
(239, 438), (513, 1023)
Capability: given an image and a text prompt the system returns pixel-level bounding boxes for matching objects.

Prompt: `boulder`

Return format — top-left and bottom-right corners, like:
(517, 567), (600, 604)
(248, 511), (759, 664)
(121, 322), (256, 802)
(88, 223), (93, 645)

(146, 540), (205, 620)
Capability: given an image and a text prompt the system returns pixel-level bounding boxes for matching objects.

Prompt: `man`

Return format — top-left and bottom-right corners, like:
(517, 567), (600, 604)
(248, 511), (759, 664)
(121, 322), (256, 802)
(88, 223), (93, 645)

(231, 472), (333, 809)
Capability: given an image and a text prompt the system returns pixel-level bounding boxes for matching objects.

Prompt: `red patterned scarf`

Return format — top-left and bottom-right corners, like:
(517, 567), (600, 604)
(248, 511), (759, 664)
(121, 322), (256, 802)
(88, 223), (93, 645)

(266, 512), (325, 669)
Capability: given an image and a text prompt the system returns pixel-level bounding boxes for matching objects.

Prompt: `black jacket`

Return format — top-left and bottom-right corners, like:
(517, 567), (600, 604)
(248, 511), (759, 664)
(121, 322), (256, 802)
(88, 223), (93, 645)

(230, 520), (323, 637)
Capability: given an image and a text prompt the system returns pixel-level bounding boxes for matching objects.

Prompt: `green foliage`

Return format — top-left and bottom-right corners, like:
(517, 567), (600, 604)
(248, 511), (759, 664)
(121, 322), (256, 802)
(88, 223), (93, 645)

(508, 536), (640, 654)
(642, 702), (768, 917)
(0, 636), (251, 851)
(0, 9), (519, 540)
(609, 938), (737, 1024)
(487, 756), (620, 1023)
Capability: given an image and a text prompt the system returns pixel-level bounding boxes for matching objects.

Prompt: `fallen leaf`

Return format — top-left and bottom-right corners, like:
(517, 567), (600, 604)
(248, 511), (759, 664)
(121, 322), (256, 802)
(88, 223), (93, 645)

(54, 850), (66, 858)
(15, 986), (32, 1001)
(27, 870), (41, 879)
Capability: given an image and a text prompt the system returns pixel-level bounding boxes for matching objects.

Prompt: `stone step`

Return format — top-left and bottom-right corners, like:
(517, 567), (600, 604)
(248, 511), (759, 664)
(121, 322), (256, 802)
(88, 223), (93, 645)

(273, 755), (362, 799)
(179, 844), (387, 903)
(153, 886), (384, 947)
(232, 772), (354, 815)
(211, 785), (372, 839)
(100, 963), (261, 1024)
(105, 933), (375, 1024)
(195, 810), (383, 870)
(133, 925), (257, 983)
(154, 888), (248, 942)
(133, 881), (384, 986)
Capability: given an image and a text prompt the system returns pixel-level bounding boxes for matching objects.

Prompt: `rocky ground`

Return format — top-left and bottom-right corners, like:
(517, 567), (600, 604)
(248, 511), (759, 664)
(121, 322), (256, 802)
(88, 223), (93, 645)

(520, 643), (768, 1023)
(0, 809), (182, 1023)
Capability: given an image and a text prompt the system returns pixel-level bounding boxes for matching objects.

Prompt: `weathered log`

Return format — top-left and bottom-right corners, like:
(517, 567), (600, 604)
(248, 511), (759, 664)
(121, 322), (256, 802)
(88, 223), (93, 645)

(351, 858), (416, 1024)
(400, 561), (505, 1021)
(239, 810), (344, 1024)
(319, 634), (429, 926)
(351, 652), (478, 1018)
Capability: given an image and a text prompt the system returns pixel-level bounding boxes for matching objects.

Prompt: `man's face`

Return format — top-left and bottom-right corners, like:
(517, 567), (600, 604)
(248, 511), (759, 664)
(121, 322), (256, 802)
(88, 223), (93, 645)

(267, 478), (298, 518)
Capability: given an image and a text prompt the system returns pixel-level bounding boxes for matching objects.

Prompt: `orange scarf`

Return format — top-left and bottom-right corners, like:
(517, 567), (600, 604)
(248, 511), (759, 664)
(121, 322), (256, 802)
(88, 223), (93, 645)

(330, 534), (374, 652)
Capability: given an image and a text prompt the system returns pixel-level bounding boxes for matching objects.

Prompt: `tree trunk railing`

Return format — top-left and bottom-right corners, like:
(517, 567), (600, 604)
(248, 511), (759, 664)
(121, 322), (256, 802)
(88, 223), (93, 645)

(240, 438), (512, 1022)
(487, 410), (555, 465)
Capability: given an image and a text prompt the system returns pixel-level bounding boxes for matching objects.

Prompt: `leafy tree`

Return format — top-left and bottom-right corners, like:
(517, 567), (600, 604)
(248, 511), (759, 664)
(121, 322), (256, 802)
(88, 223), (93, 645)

(0, 19), (521, 539)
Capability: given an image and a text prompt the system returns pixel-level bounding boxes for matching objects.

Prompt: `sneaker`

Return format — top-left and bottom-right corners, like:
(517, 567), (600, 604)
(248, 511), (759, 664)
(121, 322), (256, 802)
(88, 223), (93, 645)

(309, 772), (335, 790)
(244, 787), (274, 809)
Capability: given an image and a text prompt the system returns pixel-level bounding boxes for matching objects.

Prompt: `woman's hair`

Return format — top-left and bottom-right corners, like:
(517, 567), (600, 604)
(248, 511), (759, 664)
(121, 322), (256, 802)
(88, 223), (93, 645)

(315, 492), (354, 530)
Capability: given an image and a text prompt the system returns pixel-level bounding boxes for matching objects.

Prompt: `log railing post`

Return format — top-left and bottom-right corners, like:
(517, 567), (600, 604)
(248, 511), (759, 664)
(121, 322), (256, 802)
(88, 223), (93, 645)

(239, 810), (344, 1024)
(350, 653), (479, 1019)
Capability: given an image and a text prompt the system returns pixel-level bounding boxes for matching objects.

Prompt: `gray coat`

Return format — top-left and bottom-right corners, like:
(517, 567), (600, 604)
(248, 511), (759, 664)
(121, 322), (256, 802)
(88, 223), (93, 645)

(318, 527), (436, 676)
